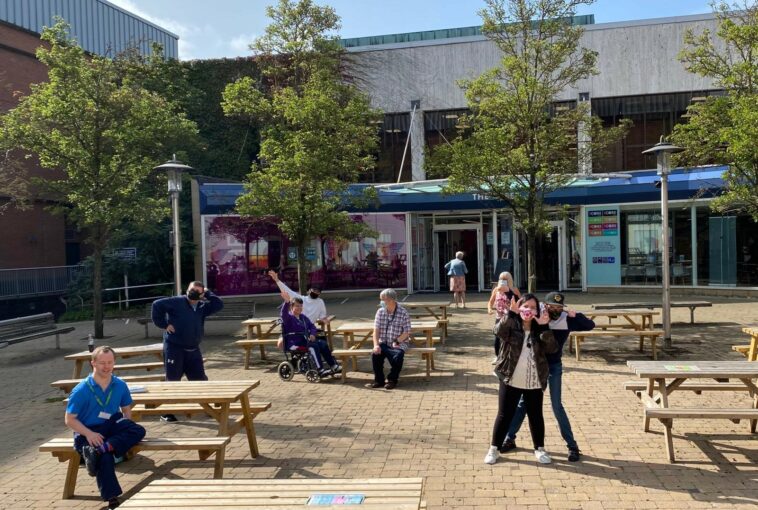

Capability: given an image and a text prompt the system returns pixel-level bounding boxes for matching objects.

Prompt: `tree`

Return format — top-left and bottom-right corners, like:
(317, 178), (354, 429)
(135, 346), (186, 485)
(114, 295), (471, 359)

(222, 0), (379, 292)
(428, 0), (628, 292)
(672, 1), (758, 221)
(0, 21), (197, 337)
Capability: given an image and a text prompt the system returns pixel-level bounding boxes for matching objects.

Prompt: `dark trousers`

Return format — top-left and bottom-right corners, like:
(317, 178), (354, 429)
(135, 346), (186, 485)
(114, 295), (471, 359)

(372, 343), (404, 384)
(309, 339), (336, 368)
(164, 341), (207, 381)
(491, 383), (545, 450)
(73, 413), (146, 501)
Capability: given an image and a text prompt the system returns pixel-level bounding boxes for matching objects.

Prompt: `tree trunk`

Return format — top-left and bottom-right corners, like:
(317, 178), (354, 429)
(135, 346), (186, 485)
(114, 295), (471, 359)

(92, 246), (104, 339)
(296, 242), (307, 293)
(527, 231), (537, 294)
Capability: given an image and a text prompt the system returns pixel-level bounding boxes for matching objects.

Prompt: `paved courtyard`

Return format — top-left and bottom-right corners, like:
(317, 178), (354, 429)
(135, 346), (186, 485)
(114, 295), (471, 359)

(0, 292), (756, 509)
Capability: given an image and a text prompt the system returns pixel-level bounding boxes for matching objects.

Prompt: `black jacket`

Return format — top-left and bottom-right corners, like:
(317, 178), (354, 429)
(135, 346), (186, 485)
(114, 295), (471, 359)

(546, 312), (595, 365)
(151, 292), (224, 348)
(493, 310), (558, 390)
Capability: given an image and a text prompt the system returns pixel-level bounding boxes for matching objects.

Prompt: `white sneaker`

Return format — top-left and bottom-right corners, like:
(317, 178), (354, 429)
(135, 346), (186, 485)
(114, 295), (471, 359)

(484, 446), (499, 464)
(490, 356), (498, 365)
(534, 447), (552, 464)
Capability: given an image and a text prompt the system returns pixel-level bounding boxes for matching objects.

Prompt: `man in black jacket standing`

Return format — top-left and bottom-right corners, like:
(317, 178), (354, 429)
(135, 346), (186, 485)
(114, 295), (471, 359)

(151, 280), (224, 422)
(501, 292), (594, 462)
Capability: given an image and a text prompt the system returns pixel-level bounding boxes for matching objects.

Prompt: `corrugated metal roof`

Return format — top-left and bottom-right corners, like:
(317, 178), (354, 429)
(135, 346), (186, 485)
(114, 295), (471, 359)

(339, 15), (595, 49)
(0, 0), (178, 59)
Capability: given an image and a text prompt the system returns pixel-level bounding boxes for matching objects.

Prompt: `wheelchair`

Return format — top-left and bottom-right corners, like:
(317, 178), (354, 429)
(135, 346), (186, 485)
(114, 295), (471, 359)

(277, 340), (338, 384)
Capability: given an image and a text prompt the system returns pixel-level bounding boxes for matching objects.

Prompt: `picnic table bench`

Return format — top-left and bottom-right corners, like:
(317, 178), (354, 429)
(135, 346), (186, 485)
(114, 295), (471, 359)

(51, 373), (166, 393)
(569, 329), (664, 360)
(732, 326), (758, 361)
(581, 309), (658, 330)
(401, 301), (451, 343)
(119, 477), (426, 510)
(0, 312), (74, 349)
(137, 300), (255, 338)
(65, 343), (164, 378)
(235, 315), (336, 368)
(40, 436), (230, 499)
(592, 301), (712, 324)
(626, 360), (758, 462)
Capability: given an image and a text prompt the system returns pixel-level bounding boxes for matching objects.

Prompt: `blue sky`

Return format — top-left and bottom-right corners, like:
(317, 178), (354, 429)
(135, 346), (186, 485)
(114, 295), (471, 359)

(106, 0), (715, 60)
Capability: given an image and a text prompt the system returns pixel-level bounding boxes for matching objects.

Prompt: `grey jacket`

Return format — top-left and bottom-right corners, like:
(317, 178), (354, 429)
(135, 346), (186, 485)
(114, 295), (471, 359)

(493, 310), (558, 390)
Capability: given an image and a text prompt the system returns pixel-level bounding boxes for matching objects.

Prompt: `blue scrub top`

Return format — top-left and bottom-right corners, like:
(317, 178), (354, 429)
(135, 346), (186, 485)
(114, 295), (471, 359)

(66, 375), (133, 427)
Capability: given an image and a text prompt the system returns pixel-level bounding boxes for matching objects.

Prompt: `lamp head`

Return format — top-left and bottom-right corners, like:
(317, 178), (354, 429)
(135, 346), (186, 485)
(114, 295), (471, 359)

(154, 154), (194, 193)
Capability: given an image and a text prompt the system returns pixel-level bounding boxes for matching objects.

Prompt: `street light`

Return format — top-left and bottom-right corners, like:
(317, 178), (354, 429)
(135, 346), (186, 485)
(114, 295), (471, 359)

(154, 155), (194, 296)
(642, 137), (683, 349)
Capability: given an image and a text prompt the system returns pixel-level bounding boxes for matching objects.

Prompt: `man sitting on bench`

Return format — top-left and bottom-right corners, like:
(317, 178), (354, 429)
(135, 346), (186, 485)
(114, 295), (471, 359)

(64, 346), (146, 509)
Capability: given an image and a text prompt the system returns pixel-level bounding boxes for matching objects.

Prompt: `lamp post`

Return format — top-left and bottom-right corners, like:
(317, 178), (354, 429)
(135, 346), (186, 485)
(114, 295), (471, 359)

(642, 138), (683, 349)
(154, 155), (194, 296)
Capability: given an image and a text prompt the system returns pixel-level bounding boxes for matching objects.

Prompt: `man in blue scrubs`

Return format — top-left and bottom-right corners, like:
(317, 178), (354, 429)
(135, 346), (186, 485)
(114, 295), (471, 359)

(65, 346), (146, 509)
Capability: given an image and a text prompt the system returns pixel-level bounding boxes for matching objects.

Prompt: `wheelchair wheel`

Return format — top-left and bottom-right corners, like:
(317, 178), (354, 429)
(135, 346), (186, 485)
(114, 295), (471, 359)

(297, 357), (309, 373)
(277, 361), (295, 381)
(305, 369), (320, 383)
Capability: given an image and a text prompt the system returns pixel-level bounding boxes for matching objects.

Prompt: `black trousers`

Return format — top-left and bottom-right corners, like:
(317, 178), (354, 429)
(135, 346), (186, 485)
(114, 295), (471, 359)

(491, 382), (545, 449)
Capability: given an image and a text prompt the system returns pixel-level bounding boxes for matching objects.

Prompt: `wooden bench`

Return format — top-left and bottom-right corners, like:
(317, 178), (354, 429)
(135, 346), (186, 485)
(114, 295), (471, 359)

(332, 347), (436, 383)
(130, 401), (271, 420)
(592, 301), (712, 324)
(51, 373), (166, 392)
(40, 436), (230, 499)
(623, 381), (749, 394)
(0, 312), (74, 349)
(113, 360), (165, 372)
(569, 329), (664, 360)
(732, 326), (758, 361)
(138, 301), (256, 338)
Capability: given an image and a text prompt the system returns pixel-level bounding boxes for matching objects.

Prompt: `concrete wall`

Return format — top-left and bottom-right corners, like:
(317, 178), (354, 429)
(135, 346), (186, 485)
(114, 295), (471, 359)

(348, 14), (720, 113)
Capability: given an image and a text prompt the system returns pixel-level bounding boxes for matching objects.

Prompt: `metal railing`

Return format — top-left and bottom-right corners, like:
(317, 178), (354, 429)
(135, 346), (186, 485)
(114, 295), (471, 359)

(0, 265), (84, 300)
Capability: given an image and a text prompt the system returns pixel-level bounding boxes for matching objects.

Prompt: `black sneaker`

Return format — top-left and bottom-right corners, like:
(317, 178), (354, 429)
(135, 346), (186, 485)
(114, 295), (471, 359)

(160, 414), (178, 423)
(369, 382), (384, 388)
(108, 496), (121, 509)
(499, 438), (517, 453)
(568, 448), (581, 462)
(81, 445), (100, 477)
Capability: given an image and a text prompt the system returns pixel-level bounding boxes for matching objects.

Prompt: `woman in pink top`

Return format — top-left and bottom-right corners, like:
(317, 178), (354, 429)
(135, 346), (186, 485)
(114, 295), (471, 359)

(487, 272), (521, 362)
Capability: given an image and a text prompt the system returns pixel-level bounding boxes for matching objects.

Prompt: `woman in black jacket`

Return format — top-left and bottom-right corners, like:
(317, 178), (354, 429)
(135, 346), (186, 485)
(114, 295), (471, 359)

(485, 293), (557, 465)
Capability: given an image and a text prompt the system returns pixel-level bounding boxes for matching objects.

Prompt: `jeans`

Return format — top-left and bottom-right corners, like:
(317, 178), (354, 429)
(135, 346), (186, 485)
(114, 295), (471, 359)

(371, 343), (405, 384)
(73, 413), (146, 501)
(163, 342), (208, 381)
(491, 383), (545, 450)
(506, 361), (578, 450)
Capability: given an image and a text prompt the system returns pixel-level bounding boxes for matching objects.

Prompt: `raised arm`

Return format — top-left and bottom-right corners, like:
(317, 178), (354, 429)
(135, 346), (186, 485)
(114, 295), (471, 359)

(202, 289), (224, 317)
(268, 270), (300, 300)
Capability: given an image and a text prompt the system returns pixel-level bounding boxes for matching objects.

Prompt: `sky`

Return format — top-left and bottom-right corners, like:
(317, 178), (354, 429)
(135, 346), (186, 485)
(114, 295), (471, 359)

(105, 0), (716, 60)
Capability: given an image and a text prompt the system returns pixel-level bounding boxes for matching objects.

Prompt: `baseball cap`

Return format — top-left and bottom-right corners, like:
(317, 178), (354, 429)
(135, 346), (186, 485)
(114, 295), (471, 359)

(544, 292), (565, 307)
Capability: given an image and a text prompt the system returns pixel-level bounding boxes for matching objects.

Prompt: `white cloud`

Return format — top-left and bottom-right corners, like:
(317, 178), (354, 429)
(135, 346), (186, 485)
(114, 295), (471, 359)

(229, 33), (257, 55)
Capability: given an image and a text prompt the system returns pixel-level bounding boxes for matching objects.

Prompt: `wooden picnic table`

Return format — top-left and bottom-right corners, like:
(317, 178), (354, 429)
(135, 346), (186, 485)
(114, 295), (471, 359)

(242, 317), (280, 341)
(335, 320), (440, 349)
(593, 300), (712, 324)
(401, 301), (451, 342)
(128, 380), (262, 458)
(626, 360), (758, 462)
(64, 343), (164, 378)
(732, 326), (758, 361)
(238, 316), (335, 365)
(119, 477), (425, 509)
(580, 309), (659, 330)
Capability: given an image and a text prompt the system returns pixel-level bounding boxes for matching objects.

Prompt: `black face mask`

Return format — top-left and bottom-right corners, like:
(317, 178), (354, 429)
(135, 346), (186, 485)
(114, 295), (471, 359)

(548, 309), (562, 320)
(187, 289), (202, 300)
(309, 292), (320, 299)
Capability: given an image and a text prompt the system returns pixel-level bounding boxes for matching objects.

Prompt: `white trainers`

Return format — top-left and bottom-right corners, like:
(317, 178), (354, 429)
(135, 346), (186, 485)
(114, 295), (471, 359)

(534, 447), (552, 464)
(490, 356), (498, 365)
(484, 446), (499, 464)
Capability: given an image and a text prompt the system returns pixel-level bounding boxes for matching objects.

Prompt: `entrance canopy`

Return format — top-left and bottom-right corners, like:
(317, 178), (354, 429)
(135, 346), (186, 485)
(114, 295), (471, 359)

(195, 166), (727, 215)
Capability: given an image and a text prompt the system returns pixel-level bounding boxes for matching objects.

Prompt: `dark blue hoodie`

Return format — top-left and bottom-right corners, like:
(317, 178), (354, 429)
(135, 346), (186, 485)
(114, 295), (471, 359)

(546, 312), (595, 365)
(151, 292), (224, 349)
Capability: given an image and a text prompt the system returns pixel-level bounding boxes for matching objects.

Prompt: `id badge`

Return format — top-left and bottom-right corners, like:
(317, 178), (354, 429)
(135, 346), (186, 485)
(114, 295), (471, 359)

(98, 411), (112, 420)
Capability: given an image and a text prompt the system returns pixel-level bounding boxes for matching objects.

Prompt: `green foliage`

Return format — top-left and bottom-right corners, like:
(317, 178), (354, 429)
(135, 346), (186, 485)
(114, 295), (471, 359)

(672, 1), (758, 221)
(222, 0), (380, 291)
(0, 20), (198, 336)
(428, 0), (628, 291)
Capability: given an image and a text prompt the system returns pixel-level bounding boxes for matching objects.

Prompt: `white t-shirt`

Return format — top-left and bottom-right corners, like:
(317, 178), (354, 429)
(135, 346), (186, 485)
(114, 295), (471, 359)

(277, 281), (327, 324)
(509, 331), (541, 390)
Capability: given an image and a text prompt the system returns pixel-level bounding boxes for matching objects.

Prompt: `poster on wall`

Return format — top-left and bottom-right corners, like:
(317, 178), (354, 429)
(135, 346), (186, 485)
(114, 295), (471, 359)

(585, 207), (621, 286)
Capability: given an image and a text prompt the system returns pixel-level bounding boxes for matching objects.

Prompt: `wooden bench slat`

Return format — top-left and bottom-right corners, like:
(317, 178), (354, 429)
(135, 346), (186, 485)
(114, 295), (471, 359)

(113, 361), (165, 372)
(645, 408), (758, 419)
(332, 348), (436, 382)
(623, 381), (748, 392)
(570, 330), (663, 360)
(0, 312), (74, 349)
(51, 373), (166, 392)
(131, 402), (271, 416)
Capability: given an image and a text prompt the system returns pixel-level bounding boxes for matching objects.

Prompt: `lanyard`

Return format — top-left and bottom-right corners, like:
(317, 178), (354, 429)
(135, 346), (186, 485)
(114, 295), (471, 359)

(86, 379), (113, 409)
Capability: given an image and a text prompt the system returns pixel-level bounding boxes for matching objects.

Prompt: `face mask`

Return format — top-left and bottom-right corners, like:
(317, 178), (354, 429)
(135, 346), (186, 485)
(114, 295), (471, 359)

(379, 301), (387, 309)
(309, 292), (320, 299)
(548, 309), (562, 320)
(187, 289), (202, 300)
(498, 280), (509, 288)
(519, 307), (534, 321)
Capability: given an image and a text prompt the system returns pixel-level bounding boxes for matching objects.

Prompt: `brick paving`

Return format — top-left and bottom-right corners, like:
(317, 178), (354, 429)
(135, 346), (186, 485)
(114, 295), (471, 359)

(0, 292), (756, 509)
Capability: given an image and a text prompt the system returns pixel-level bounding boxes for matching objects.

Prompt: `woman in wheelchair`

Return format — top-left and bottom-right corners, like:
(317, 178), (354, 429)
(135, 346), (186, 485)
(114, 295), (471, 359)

(278, 293), (342, 379)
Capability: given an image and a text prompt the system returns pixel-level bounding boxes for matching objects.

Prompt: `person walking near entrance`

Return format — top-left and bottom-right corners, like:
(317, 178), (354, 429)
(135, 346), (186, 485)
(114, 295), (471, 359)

(445, 251), (468, 308)
(501, 292), (594, 462)
(151, 281), (224, 422)
(485, 294), (556, 465)
(487, 272), (521, 363)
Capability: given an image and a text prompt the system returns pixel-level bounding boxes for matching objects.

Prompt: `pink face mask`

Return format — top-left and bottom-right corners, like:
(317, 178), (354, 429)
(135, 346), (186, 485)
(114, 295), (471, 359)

(519, 307), (535, 321)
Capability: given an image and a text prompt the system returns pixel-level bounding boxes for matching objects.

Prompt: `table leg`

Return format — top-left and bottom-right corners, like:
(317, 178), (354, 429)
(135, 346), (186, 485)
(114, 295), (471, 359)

(256, 325), (267, 361)
(644, 378), (654, 431)
(748, 335), (758, 362)
(689, 306), (695, 324)
(244, 347), (251, 370)
(655, 378), (675, 462)
(574, 335), (582, 361)
(239, 393), (259, 458)
(72, 360), (83, 379)
(426, 330), (435, 370)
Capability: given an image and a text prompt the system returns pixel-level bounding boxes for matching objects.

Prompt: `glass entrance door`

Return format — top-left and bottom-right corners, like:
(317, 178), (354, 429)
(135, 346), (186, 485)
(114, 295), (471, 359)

(433, 225), (484, 292)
